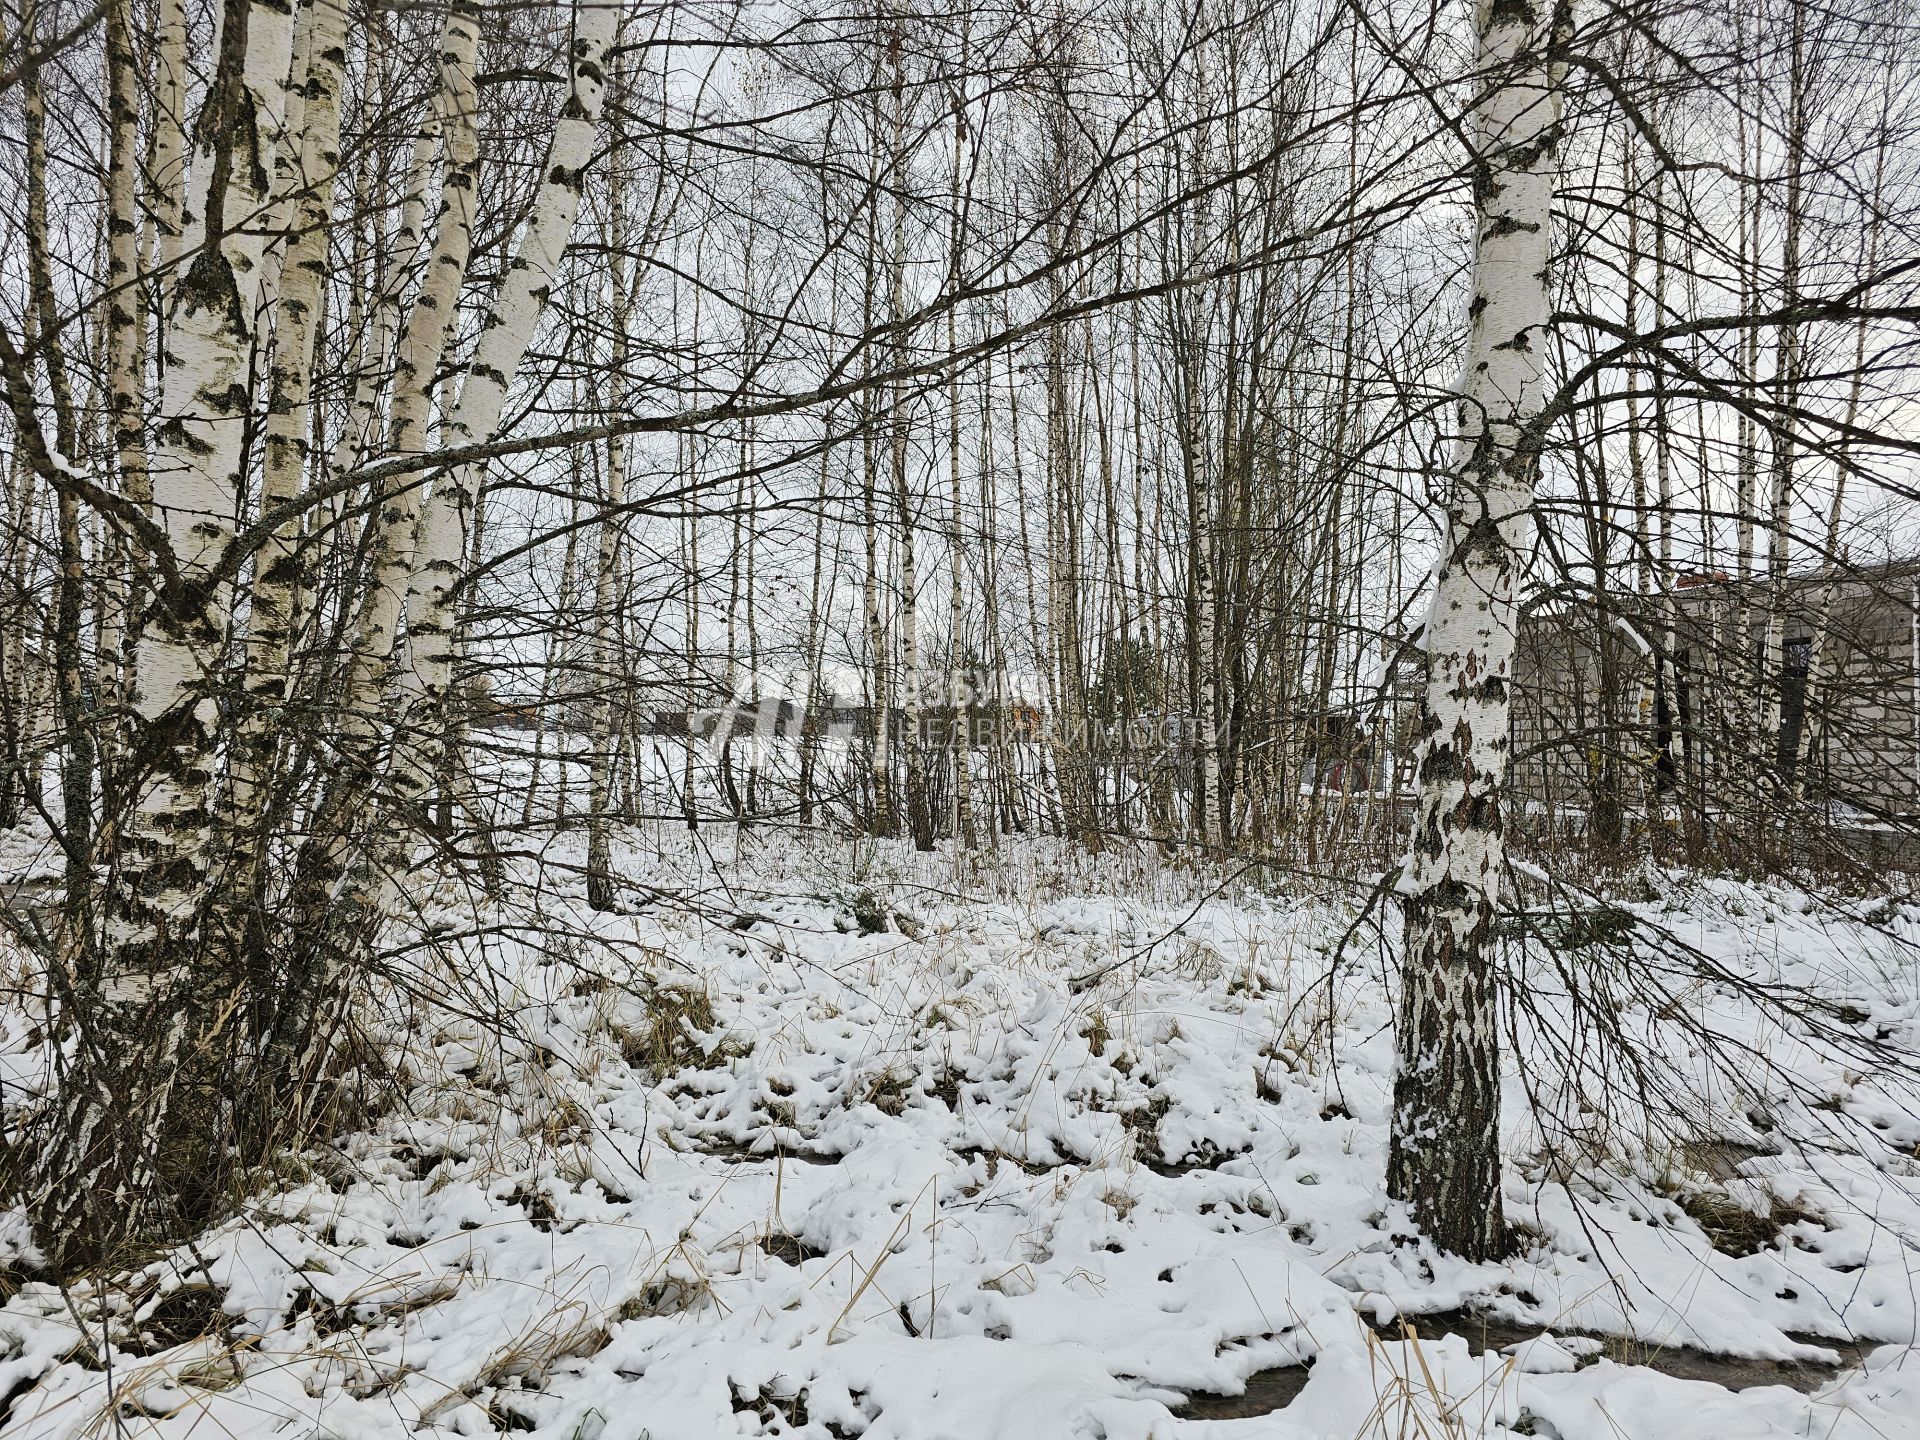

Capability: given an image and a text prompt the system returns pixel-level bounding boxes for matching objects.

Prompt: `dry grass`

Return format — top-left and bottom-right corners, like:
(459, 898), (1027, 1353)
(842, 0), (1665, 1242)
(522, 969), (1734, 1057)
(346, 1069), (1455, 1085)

(615, 982), (738, 1075)
(1356, 1325), (1518, 1439)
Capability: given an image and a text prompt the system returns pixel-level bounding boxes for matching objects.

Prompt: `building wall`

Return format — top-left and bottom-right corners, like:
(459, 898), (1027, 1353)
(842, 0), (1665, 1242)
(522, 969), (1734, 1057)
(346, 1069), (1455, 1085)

(1507, 570), (1920, 830)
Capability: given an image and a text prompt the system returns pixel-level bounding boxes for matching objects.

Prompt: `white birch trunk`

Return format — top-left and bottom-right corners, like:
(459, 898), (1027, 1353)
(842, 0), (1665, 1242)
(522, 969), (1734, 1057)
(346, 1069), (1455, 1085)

(947, 99), (975, 850)
(329, 126), (437, 488)
(587, 144), (633, 911)
(273, 2), (477, 1018)
(333, 1), (480, 730)
(862, 369), (893, 835)
(230, 0), (352, 837)
(292, 123), (434, 640)
(98, 0), (150, 764)
(397, 0), (619, 802)
(103, 0), (149, 506)
(253, 0), (315, 325)
(123, 0), (296, 938)
(39, 0), (296, 1267)
(146, 0), (191, 311)
(1650, 168), (1684, 824)
(1386, 0), (1568, 1261)
(1758, 4), (1807, 767)
(1796, 108), (1889, 804)
(257, 2), (495, 1118)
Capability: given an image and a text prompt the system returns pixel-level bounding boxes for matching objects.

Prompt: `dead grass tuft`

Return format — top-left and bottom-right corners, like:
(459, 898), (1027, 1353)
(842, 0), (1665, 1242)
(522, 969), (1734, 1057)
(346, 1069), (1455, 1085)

(617, 984), (746, 1075)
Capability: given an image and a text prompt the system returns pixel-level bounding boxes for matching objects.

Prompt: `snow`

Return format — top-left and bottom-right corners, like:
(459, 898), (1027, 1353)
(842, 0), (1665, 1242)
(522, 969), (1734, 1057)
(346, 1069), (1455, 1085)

(0, 831), (1916, 1438)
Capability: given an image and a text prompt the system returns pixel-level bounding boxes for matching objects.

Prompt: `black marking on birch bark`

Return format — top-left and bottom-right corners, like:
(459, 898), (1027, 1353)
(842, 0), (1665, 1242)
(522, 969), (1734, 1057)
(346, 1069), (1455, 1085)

(1509, 130), (1563, 171)
(178, 248), (248, 331)
(1483, 215), (1539, 241)
(257, 552), (302, 586)
(1421, 743), (1464, 784)
(155, 418), (217, 455)
(1463, 514), (1510, 565)
(198, 381), (253, 417)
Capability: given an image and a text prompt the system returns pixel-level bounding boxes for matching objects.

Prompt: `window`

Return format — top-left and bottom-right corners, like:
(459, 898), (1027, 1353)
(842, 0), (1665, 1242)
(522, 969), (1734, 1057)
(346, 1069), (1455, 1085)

(1779, 638), (1812, 771)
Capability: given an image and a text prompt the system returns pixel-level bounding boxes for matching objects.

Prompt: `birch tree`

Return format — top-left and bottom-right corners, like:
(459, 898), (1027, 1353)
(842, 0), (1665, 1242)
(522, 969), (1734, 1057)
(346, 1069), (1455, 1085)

(36, 0), (298, 1265)
(229, 0), (354, 845)
(1386, 0), (1571, 1260)
(398, 0), (620, 811)
(587, 130), (635, 912)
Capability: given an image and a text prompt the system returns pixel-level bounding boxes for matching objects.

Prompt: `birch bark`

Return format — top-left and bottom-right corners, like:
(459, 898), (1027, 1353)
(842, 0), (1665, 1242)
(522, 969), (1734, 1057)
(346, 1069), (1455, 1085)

(36, 0), (296, 1265)
(146, 0), (190, 314)
(335, 0), (480, 732)
(885, 25), (932, 849)
(398, 0), (619, 806)
(1386, 0), (1568, 1260)
(265, 4), (479, 1088)
(127, 0), (296, 898)
(230, 0), (353, 839)
(1796, 157), (1886, 802)
(295, 123), (435, 641)
(252, 0), (315, 326)
(1759, 2), (1807, 766)
(17, 1), (95, 918)
(100, 0), (150, 751)
(947, 95), (976, 850)
(860, 200), (895, 837)
(587, 150), (634, 911)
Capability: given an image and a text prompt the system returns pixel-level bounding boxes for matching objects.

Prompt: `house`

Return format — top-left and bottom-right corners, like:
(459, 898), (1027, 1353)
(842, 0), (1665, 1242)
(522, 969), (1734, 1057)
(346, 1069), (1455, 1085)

(1506, 559), (1920, 830)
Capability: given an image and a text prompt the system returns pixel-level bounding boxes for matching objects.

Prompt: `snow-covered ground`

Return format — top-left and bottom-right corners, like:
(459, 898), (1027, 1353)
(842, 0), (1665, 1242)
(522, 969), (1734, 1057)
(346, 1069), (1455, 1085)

(2, 830), (1918, 1438)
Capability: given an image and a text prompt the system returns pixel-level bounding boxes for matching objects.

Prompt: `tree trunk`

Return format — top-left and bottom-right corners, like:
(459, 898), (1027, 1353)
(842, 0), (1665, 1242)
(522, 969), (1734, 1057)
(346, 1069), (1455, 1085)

(145, 0), (190, 314)
(18, 0), (96, 924)
(1796, 121), (1888, 806)
(399, 0), (618, 810)
(944, 82), (976, 850)
(33, 0), (297, 1269)
(886, 28), (932, 850)
(99, 0), (151, 781)
(334, 1), (480, 745)
(1386, 0), (1568, 1263)
(587, 140), (634, 912)
(266, 0), (481, 1116)
(860, 208), (895, 837)
(230, 0), (353, 844)
(1758, 2), (1806, 772)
